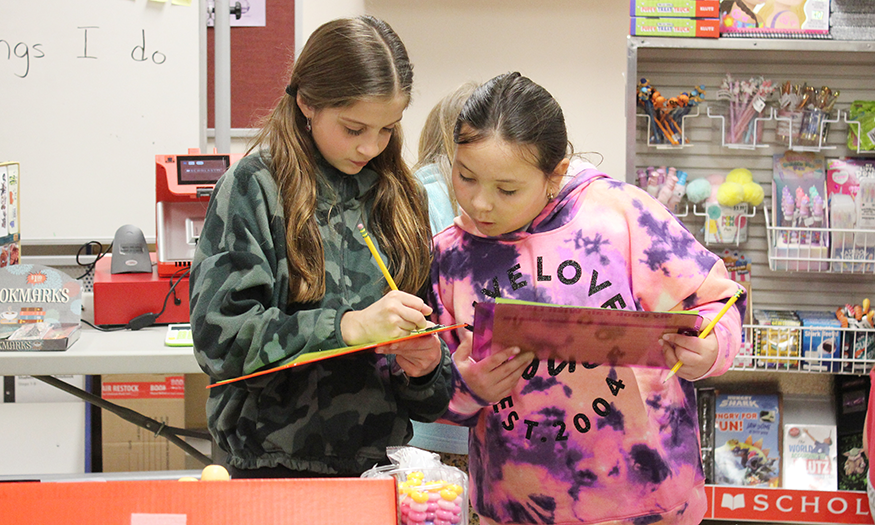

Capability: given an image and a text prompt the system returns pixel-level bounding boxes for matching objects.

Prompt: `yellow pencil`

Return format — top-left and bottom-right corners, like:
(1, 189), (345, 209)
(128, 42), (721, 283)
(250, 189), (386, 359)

(663, 288), (744, 382)
(358, 223), (398, 291)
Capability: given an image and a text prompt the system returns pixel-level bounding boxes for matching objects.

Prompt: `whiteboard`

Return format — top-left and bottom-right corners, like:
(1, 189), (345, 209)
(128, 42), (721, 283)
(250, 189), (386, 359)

(0, 0), (202, 242)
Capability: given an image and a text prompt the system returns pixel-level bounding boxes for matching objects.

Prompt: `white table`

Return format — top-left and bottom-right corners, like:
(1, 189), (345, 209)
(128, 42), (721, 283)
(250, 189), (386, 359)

(0, 324), (202, 376)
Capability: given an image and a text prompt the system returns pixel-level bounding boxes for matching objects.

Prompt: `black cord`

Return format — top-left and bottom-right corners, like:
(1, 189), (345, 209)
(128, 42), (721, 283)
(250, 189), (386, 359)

(75, 241), (112, 280)
(124, 266), (191, 330)
(81, 319), (126, 332)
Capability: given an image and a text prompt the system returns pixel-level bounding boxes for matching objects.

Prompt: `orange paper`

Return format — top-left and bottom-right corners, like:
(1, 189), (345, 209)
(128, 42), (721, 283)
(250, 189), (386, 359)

(209, 323), (466, 388)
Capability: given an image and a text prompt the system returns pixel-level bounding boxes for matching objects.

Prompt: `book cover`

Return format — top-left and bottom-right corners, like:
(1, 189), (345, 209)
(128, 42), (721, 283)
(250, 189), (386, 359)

(630, 0), (720, 18)
(783, 424), (837, 490)
(720, 0), (830, 38)
(209, 323), (466, 388)
(837, 430), (868, 491)
(698, 387), (718, 484)
(630, 16), (720, 37)
(714, 392), (781, 487)
(471, 298), (703, 367)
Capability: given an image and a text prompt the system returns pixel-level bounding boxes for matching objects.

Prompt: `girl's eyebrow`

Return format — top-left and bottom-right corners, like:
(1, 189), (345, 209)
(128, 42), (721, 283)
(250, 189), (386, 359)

(339, 116), (402, 128)
(458, 160), (520, 185)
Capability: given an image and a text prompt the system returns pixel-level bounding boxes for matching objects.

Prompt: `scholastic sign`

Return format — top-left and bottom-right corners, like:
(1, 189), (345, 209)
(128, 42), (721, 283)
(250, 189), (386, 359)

(705, 485), (873, 524)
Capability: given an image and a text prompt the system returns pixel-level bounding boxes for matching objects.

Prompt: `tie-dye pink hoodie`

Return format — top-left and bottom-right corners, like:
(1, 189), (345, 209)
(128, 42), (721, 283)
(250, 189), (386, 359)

(429, 163), (744, 525)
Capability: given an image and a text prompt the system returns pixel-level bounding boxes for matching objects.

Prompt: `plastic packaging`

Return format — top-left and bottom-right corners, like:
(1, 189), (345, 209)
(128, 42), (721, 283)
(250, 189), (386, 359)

(361, 446), (469, 525)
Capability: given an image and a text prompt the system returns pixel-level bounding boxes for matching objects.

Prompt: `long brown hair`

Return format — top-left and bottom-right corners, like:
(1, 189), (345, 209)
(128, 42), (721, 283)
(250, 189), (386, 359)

(249, 16), (430, 302)
(413, 81), (479, 215)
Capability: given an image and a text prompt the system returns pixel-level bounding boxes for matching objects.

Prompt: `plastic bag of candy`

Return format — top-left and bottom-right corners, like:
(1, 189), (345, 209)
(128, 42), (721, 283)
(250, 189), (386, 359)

(361, 446), (468, 525)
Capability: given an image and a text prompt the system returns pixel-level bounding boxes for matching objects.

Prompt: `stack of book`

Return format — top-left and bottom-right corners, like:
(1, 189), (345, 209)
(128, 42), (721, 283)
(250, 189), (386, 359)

(630, 0), (720, 38)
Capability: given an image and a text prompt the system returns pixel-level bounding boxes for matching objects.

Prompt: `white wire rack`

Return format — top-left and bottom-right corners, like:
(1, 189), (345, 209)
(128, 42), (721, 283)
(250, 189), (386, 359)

(636, 107), (699, 149)
(733, 323), (875, 375)
(764, 205), (875, 273)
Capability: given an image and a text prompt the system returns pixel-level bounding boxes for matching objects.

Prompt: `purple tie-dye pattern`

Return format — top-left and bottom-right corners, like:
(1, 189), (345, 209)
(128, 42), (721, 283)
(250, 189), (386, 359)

(521, 374), (562, 395)
(431, 167), (742, 525)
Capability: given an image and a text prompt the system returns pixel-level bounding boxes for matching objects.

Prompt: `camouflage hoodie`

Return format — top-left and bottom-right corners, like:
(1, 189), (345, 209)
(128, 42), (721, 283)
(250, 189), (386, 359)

(190, 152), (453, 475)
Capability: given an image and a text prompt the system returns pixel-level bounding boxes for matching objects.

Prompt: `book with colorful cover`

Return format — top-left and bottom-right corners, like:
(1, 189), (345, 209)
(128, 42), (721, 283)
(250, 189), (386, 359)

(837, 430), (868, 491)
(713, 392), (782, 487)
(719, 0), (830, 38)
(208, 323), (466, 388)
(783, 423), (837, 490)
(471, 298), (703, 367)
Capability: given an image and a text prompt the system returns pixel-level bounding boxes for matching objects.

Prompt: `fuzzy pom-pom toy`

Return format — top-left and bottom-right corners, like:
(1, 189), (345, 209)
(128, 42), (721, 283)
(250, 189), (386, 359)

(686, 178), (712, 204)
(717, 181), (745, 207)
(742, 180), (765, 206)
(726, 168), (753, 185)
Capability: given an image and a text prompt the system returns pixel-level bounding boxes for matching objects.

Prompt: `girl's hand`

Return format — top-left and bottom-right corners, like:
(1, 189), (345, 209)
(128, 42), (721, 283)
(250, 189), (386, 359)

(378, 333), (443, 378)
(453, 335), (534, 403)
(340, 290), (432, 345)
(660, 327), (719, 380)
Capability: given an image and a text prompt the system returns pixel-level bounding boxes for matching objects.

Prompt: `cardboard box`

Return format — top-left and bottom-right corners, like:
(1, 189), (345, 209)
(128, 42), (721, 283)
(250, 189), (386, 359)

(92, 254), (190, 326)
(752, 309), (801, 370)
(630, 16), (719, 37)
(795, 310), (842, 372)
(0, 478), (398, 525)
(101, 374), (187, 472)
(184, 372), (212, 470)
(630, 0), (719, 18)
(0, 323), (81, 351)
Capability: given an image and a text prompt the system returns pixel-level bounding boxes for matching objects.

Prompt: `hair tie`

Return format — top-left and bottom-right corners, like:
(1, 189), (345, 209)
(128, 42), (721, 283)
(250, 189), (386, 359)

(285, 85), (295, 97)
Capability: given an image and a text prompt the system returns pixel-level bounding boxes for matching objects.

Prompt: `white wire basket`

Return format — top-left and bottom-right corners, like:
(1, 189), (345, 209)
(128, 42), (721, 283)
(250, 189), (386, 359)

(765, 205), (875, 274)
(733, 323), (875, 375)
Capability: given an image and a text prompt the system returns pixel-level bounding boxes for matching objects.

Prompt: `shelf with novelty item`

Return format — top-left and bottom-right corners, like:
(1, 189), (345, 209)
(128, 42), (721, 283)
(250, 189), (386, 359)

(636, 165), (764, 246)
(636, 72), (875, 155)
(635, 78), (704, 148)
(767, 152), (875, 274)
(706, 104), (872, 154)
(733, 318), (874, 376)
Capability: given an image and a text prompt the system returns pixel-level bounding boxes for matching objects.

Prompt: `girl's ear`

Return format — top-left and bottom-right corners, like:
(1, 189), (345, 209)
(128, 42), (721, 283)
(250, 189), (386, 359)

(548, 157), (571, 193)
(296, 93), (313, 119)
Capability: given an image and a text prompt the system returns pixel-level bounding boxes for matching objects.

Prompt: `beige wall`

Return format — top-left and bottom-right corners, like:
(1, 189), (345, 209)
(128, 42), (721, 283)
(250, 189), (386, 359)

(220, 0), (630, 179)
(368, 0), (629, 179)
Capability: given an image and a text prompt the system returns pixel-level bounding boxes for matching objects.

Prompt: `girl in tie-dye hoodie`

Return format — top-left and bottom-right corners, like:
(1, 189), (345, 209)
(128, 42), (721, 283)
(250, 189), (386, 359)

(429, 72), (745, 525)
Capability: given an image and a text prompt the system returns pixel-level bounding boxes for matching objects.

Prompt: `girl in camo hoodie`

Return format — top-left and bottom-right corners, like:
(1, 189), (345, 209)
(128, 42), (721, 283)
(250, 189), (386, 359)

(429, 72), (745, 525)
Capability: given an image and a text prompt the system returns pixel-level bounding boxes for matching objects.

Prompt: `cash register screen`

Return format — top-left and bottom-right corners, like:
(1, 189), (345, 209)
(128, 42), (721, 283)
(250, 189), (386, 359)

(177, 155), (230, 185)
